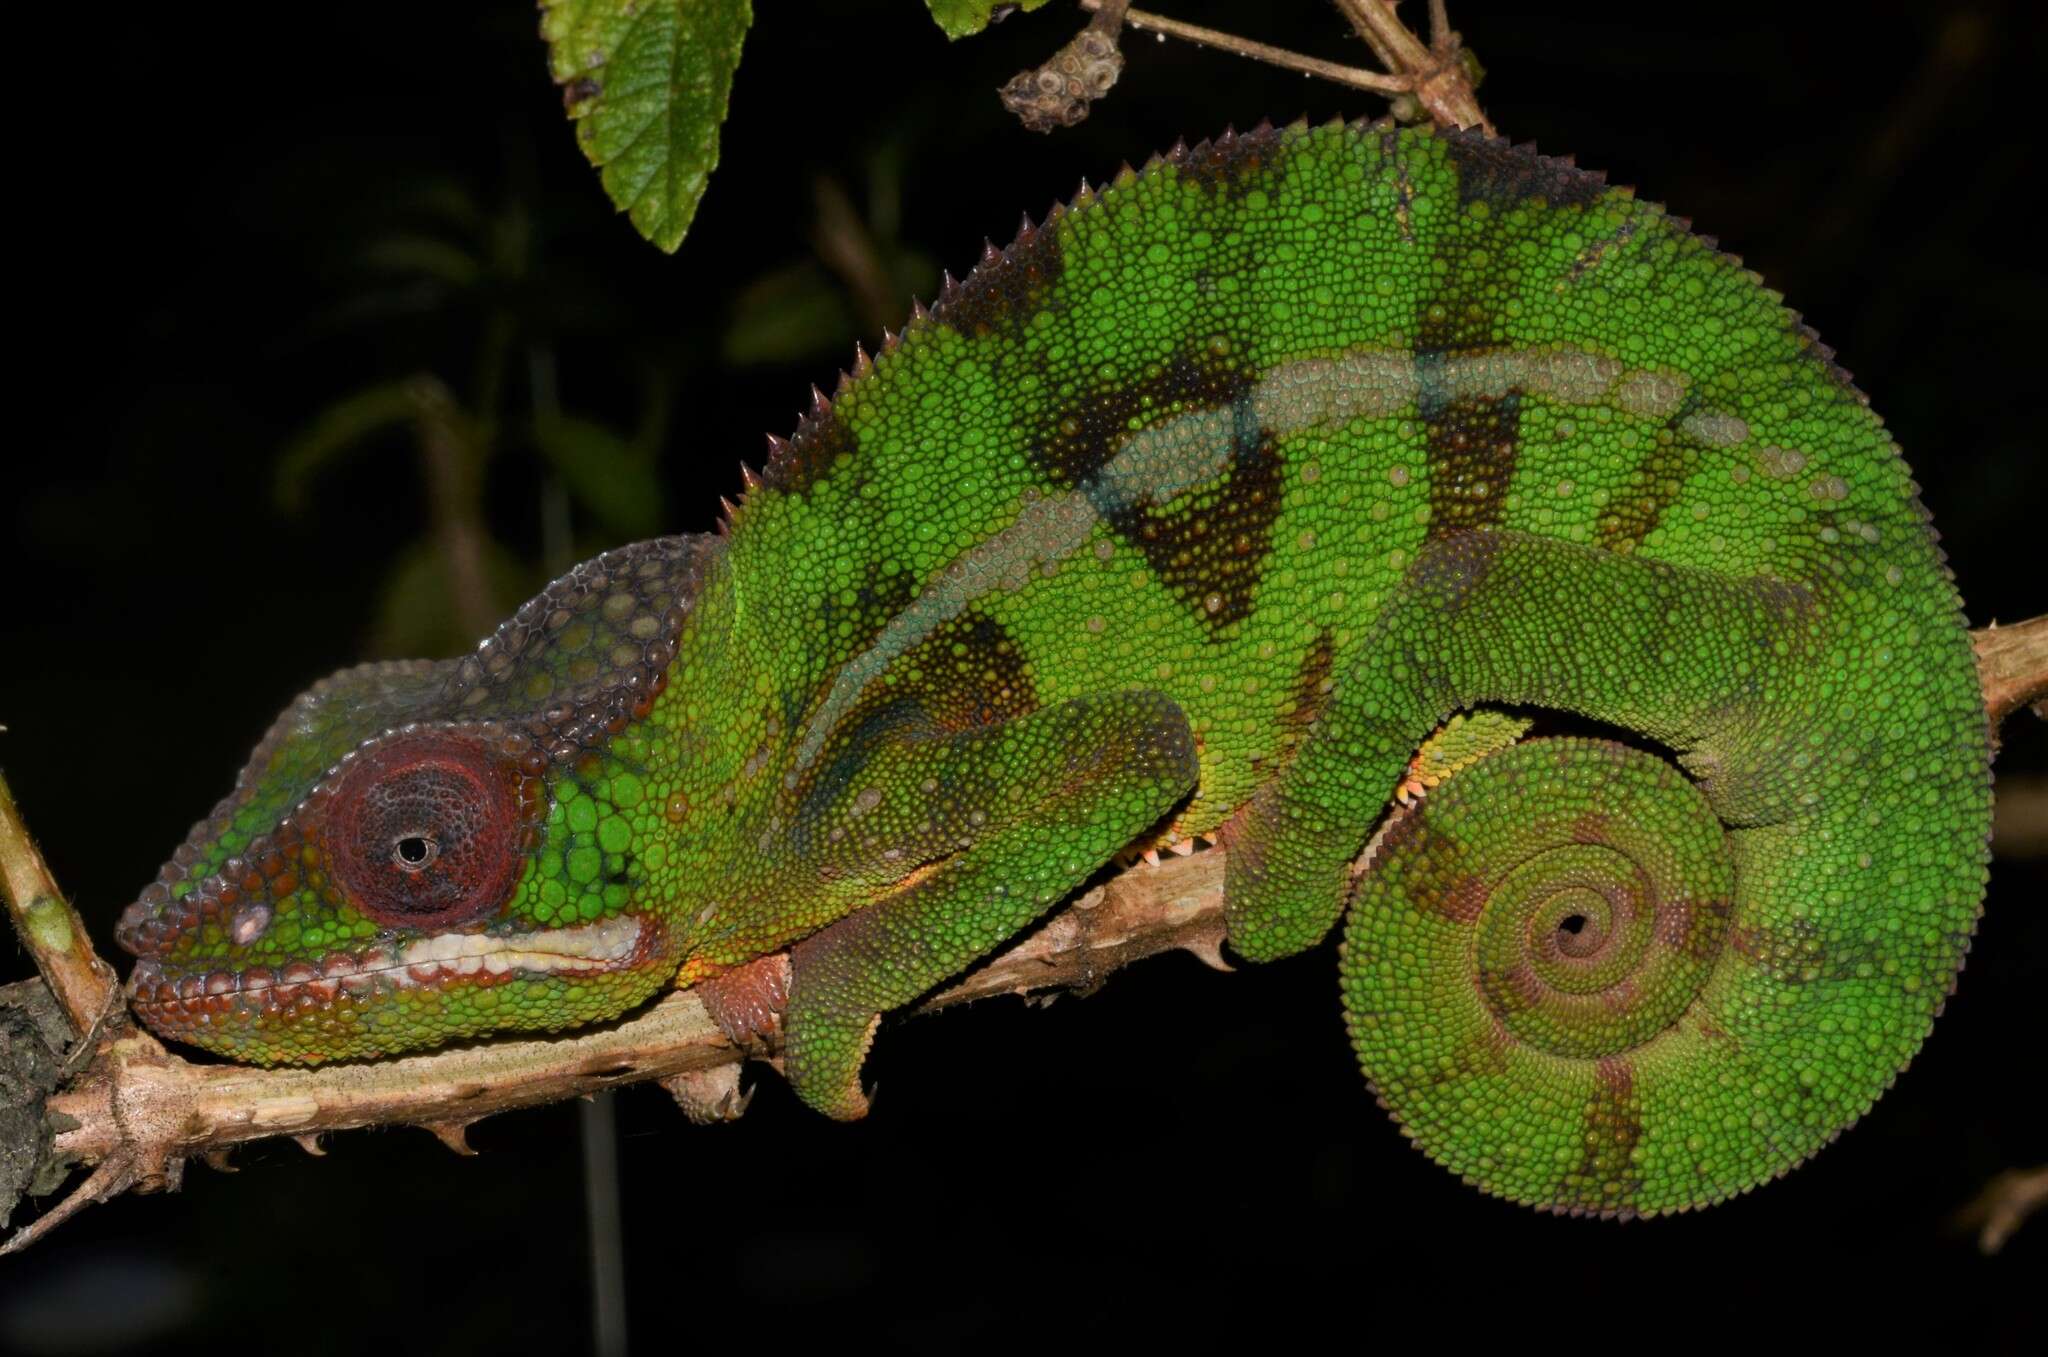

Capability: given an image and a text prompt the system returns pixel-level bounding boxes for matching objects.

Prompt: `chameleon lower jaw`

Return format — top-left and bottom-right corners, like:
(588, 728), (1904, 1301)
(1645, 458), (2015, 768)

(127, 914), (648, 1027)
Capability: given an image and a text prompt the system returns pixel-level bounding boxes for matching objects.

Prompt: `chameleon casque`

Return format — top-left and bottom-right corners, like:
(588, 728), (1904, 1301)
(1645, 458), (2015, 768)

(114, 119), (1992, 1218)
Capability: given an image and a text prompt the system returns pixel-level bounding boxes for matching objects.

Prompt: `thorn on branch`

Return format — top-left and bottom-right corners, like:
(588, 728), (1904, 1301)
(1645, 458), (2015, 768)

(423, 1119), (479, 1156)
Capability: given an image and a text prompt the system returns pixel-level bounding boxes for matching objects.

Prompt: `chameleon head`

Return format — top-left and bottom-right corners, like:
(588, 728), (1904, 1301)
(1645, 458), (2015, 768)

(116, 537), (716, 1063)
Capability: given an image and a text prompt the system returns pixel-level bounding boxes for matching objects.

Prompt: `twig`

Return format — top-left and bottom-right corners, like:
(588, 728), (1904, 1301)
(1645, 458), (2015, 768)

(3, 611), (2042, 1251)
(1072, 0), (1489, 132)
(1951, 1165), (2048, 1254)
(810, 177), (901, 343)
(410, 376), (501, 644)
(1078, 1), (1407, 97)
(0, 775), (118, 1041)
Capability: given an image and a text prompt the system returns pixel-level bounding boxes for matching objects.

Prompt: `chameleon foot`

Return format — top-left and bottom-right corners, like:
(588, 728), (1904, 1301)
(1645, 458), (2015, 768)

(696, 952), (791, 1053)
(1395, 709), (1533, 805)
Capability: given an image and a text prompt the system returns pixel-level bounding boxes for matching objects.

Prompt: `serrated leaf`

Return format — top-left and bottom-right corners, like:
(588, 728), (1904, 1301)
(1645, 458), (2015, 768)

(923, 0), (1051, 41)
(541, 0), (753, 254)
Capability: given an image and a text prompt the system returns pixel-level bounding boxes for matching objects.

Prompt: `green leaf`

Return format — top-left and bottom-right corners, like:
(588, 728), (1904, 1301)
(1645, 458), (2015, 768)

(721, 260), (855, 366)
(358, 233), (484, 289)
(923, 0), (1050, 41)
(369, 537), (534, 661)
(721, 243), (939, 367)
(531, 412), (667, 539)
(541, 0), (753, 254)
(273, 381), (434, 514)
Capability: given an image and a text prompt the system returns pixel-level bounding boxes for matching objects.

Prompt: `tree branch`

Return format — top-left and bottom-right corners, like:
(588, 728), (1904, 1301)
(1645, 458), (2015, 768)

(0, 775), (117, 1041)
(1973, 613), (2048, 728)
(3, 611), (2043, 1251)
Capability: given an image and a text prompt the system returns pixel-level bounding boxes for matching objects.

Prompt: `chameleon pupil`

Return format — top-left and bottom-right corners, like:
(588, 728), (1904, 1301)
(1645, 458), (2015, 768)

(394, 836), (435, 868)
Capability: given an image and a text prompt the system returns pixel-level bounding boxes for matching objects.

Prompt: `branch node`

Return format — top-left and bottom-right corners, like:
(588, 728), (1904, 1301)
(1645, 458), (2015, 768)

(1002, 1), (1129, 133)
(661, 1064), (752, 1125)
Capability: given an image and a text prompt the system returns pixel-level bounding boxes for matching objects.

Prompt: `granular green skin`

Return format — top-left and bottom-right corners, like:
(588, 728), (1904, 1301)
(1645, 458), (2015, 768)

(118, 121), (1991, 1215)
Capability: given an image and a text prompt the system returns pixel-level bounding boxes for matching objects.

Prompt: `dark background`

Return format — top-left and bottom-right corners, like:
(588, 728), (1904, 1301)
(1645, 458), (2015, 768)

(3, 1), (2042, 1350)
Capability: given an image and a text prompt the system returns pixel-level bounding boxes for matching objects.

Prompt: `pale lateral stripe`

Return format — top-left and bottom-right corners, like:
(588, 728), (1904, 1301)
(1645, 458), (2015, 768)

(792, 343), (1742, 771)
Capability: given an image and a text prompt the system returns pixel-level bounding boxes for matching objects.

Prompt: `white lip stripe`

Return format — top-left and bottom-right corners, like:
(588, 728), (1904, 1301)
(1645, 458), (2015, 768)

(394, 915), (643, 973)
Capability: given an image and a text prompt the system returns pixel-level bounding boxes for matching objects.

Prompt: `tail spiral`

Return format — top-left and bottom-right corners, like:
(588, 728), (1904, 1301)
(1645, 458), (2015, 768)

(1339, 734), (1951, 1217)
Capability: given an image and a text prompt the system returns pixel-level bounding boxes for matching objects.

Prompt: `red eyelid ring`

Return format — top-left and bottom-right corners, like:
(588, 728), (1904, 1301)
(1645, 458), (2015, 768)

(323, 730), (539, 930)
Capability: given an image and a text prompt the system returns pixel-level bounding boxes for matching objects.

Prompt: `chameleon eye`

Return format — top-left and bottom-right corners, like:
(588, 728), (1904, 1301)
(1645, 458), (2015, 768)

(325, 731), (527, 930)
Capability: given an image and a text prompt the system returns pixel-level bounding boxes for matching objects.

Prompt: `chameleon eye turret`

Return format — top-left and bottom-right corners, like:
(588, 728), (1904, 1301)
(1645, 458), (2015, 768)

(321, 730), (538, 931)
(117, 121), (1990, 1215)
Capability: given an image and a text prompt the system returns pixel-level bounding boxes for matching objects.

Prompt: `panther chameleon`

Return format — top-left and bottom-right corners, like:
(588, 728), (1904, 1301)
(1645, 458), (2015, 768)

(115, 119), (1992, 1218)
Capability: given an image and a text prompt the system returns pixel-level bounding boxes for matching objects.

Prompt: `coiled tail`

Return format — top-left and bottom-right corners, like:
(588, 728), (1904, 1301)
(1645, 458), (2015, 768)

(1223, 528), (1991, 1215)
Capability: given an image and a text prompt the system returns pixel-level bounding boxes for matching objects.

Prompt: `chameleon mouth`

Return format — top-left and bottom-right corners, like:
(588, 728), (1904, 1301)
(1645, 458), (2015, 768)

(127, 915), (650, 1022)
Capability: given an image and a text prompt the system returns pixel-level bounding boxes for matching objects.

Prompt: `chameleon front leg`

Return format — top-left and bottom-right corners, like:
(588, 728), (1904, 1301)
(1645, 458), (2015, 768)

(781, 690), (1199, 1120)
